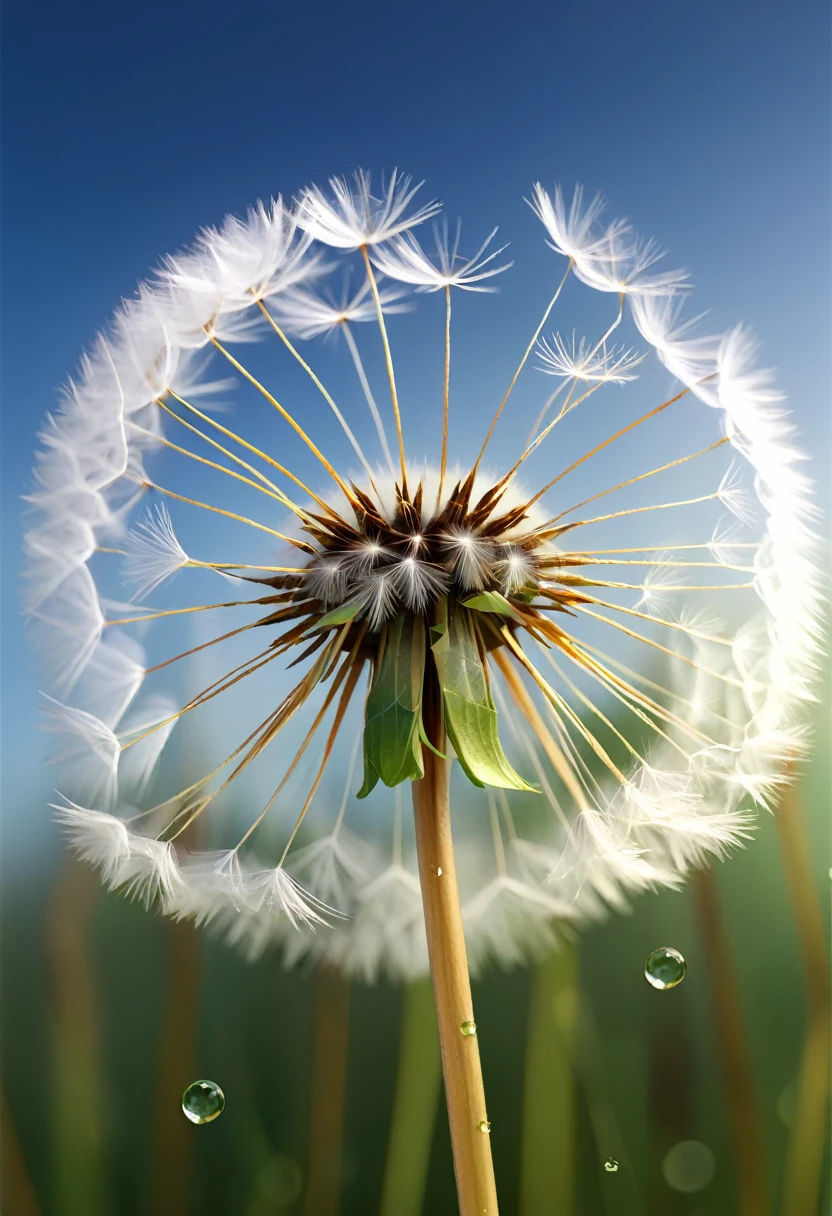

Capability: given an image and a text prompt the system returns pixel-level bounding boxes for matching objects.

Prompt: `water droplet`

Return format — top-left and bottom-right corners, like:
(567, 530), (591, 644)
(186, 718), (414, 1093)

(437, 867), (443, 876)
(477, 1120), (491, 1134)
(603, 1157), (619, 1173)
(182, 1079), (225, 1124)
(662, 1140), (715, 1193)
(644, 946), (686, 990)
(460, 1020), (477, 1037)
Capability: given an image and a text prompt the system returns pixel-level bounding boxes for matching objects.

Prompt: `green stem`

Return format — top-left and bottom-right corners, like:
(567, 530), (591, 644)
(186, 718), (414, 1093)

(1, 1089), (42, 1215)
(380, 978), (442, 1216)
(774, 781), (831, 1216)
(46, 863), (110, 1216)
(520, 944), (579, 1216)
(149, 917), (201, 1215)
(692, 869), (769, 1215)
(301, 967), (350, 1216)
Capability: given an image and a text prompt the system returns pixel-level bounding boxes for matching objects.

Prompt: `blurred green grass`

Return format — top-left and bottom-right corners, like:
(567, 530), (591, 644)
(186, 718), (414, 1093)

(2, 684), (829, 1216)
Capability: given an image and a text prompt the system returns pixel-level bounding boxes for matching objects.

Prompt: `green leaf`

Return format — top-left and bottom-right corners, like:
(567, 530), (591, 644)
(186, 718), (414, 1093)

(358, 613), (426, 798)
(418, 718), (447, 759)
(314, 601), (361, 630)
(431, 604), (537, 792)
(462, 591), (522, 619)
(429, 597), (449, 645)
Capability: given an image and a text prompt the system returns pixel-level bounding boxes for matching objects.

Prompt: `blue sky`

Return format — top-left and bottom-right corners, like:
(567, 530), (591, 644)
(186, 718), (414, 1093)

(3, 0), (829, 856)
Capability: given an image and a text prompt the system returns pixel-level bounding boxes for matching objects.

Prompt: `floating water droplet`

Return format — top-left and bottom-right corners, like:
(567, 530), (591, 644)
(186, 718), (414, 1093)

(460, 1020), (477, 1037)
(662, 1140), (715, 1193)
(644, 947), (686, 990)
(477, 1120), (491, 1134)
(603, 1157), (619, 1173)
(182, 1079), (225, 1124)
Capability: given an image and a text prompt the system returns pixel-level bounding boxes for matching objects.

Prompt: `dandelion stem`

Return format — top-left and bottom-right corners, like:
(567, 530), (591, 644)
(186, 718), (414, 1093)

(411, 672), (498, 1216)
(692, 868), (770, 1216)
(520, 944), (578, 1216)
(774, 777), (831, 1216)
(0, 1090), (41, 1216)
(380, 978), (442, 1216)
(301, 967), (350, 1216)
(150, 916), (200, 1216)
(45, 863), (110, 1215)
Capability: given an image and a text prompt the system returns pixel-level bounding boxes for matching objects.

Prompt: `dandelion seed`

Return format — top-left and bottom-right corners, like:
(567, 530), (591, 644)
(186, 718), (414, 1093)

(537, 332), (645, 383)
(371, 219), (512, 293)
(295, 169), (441, 250)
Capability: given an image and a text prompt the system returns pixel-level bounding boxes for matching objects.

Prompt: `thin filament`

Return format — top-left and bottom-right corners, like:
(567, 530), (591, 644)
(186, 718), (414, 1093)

(256, 299), (382, 496)
(341, 322), (397, 479)
(210, 337), (357, 505)
(360, 247), (408, 492)
(472, 258), (573, 474)
(436, 283), (452, 512)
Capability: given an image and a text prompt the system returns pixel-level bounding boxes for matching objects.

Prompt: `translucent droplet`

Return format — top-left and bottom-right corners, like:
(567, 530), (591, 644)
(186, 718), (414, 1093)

(437, 867), (443, 876)
(477, 1120), (491, 1134)
(460, 1020), (477, 1037)
(644, 947), (686, 990)
(603, 1157), (619, 1173)
(254, 1155), (303, 1204)
(182, 1079), (225, 1124)
(662, 1140), (715, 1193)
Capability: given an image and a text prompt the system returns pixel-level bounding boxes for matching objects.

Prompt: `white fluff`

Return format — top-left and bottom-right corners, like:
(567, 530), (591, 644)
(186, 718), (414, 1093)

(537, 332), (644, 382)
(27, 169), (820, 980)
(273, 276), (410, 340)
(42, 696), (121, 808)
(295, 169), (441, 250)
(370, 220), (512, 292)
(123, 503), (190, 599)
(463, 875), (572, 976)
(53, 799), (133, 886)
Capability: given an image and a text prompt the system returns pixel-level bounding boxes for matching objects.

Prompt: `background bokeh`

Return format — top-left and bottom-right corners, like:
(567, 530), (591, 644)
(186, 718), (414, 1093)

(2, 1), (829, 1213)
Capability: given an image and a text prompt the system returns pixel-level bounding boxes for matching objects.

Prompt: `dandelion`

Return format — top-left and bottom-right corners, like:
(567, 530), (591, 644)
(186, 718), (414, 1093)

(536, 332), (645, 383)
(27, 170), (820, 1214)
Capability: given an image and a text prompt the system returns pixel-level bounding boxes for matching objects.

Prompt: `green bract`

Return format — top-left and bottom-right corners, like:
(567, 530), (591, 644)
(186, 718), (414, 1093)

(358, 600), (536, 796)
(359, 613), (426, 797)
(432, 603), (537, 792)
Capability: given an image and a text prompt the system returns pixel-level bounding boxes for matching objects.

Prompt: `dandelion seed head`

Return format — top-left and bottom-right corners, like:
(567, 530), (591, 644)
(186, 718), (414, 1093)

(26, 168), (820, 975)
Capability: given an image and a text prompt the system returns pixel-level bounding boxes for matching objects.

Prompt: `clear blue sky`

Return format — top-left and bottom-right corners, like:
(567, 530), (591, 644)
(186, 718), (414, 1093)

(2, 0), (829, 856)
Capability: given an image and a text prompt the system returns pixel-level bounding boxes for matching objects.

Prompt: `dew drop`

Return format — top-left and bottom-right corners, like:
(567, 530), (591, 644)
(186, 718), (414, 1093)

(460, 1020), (477, 1037)
(182, 1079), (225, 1124)
(437, 867), (443, 876)
(603, 1157), (619, 1173)
(644, 946), (686, 990)
(662, 1140), (715, 1193)
(477, 1120), (491, 1134)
